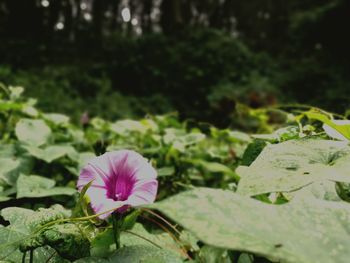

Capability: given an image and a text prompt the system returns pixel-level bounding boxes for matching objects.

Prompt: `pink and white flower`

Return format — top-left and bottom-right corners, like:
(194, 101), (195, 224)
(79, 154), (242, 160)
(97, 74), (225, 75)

(77, 150), (158, 219)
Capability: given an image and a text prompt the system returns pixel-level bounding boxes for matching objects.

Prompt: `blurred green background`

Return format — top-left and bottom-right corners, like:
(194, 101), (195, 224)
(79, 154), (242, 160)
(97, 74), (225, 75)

(0, 0), (349, 126)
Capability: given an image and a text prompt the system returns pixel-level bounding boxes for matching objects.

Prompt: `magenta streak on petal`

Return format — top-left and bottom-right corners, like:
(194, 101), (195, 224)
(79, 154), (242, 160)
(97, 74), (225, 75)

(105, 152), (135, 202)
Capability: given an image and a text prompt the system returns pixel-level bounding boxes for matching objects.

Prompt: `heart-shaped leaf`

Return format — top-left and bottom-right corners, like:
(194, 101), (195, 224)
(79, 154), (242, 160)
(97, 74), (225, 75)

(16, 174), (76, 198)
(15, 119), (51, 146)
(237, 139), (350, 196)
(151, 187), (350, 263)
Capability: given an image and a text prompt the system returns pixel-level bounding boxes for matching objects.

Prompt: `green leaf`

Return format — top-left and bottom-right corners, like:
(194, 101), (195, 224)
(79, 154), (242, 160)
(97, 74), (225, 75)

(151, 187), (350, 263)
(91, 223), (182, 258)
(0, 205), (70, 262)
(8, 86), (24, 100)
(253, 126), (300, 143)
(0, 145), (33, 192)
(163, 129), (205, 152)
(241, 140), (267, 166)
(0, 144), (33, 187)
(15, 119), (51, 146)
(294, 180), (342, 201)
(121, 210), (141, 231)
(110, 120), (147, 134)
(90, 228), (114, 257)
(109, 245), (183, 263)
(74, 257), (108, 263)
(0, 158), (20, 186)
(16, 174), (76, 198)
(76, 245), (183, 263)
(237, 253), (254, 263)
(192, 160), (239, 180)
(20, 223), (90, 261)
(23, 145), (78, 163)
(199, 245), (231, 263)
(43, 113), (70, 126)
(303, 110), (350, 140)
(336, 182), (350, 202)
(237, 139), (350, 196)
(157, 167), (175, 177)
(181, 133), (206, 145)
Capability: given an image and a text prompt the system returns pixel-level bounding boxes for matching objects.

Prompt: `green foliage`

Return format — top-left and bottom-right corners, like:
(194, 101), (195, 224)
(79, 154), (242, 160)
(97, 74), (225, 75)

(0, 29), (281, 125)
(16, 174), (76, 198)
(241, 140), (267, 166)
(0, 66), (136, 121)
(1, 84), (350, 262)
(152, 187), (350, 263)
(20, 223), (90, 261)
(237, 139), (350, 196)
(15, 119), (52, 146)
(0, 205), (70, 262)
(77, 245), (182, 263)
(91, 222), (183, 258)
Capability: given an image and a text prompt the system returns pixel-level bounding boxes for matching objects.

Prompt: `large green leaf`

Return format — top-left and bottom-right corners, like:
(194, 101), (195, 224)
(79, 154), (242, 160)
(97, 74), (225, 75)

(237, 139), (350, 196)
(0, 205), (70, 262)
(20, 223), (90, 261)
(16, 174), (76, 198)
(91, 223), (182, 258)
(0, 158), (20, 186)
(151, 187), (350, 263)
(15, 119), (51, 146)
(43, 113), (70, 126)
(108, 245), (183, 263)
(23, 145), (78, 163)
(74, 257), (108, 263)
(110, 120), (150, 135)
(0, 145), (33, 188)
(76, 245), (183, 263)
(0, 186), (12, 202)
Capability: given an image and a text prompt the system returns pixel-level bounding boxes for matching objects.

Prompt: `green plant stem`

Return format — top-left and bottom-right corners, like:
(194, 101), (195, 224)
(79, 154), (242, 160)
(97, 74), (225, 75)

(22, 251), (26, 263)
(29, 249), (34, 263)
(112, 212), (122, 250)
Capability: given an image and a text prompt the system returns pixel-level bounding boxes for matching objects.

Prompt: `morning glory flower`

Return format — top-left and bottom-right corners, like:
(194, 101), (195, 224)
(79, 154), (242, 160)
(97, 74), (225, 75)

(77, 150), (158, 219)
(323, 120), (350, 141)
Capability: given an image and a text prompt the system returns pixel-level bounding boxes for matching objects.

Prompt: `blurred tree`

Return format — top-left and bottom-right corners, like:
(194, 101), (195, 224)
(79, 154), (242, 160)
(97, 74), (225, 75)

(0, 0), (349, 120)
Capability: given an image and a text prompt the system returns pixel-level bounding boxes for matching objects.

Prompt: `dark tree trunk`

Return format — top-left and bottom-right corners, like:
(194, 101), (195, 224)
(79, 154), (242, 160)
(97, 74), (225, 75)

(92, 0), (107, 45)
(109, 0), (121, 32)
(160, 0), (183, 34)
(141, 0), (153, 33)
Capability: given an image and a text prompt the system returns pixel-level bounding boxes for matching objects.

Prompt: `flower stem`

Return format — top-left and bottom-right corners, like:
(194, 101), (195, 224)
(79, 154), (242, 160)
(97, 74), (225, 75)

(29, 249), (33, 263)
(21, 251), (26, 263)
(112, 212), (123, 250)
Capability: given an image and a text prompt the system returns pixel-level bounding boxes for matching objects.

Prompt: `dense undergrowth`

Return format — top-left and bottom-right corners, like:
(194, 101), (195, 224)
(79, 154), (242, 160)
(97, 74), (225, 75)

(2, 29), (349, 125)
(1, 84), (350, 262)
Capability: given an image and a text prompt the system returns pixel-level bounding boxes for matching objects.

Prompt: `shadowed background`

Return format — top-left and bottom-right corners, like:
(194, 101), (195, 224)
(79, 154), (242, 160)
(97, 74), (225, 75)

(0, 0), (349, 126)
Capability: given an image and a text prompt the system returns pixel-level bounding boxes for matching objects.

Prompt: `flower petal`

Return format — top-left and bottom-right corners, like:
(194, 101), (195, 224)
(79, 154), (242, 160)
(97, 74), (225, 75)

(77, 149), (158, 220)
(77, 154), (116, 191)
(126, 180), (158, 207)
(106, 150), (157, 200)
(86, 187), (125, 219)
